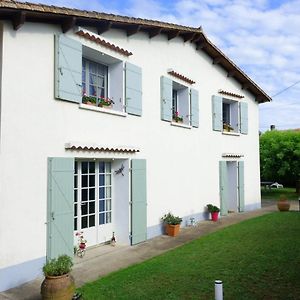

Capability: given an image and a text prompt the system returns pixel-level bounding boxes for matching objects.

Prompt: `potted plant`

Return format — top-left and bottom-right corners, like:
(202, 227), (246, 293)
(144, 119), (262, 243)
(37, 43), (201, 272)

(277, 194), (290, 211)
(207, 204), (220, 221)
(41, 255), (75, 300)
(173, 111), (183, 123)
(161, 212), (182, 237)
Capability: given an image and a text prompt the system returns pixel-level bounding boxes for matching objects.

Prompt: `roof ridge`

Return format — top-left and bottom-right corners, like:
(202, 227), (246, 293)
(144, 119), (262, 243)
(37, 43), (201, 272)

(1, 0), (202, 32)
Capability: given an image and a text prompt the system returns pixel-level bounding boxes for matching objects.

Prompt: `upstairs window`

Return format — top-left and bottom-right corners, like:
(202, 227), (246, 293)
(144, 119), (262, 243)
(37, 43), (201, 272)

(54, 34), (143, 116)
(82, 59), (110, 106)
(161, 76), (199, 127)
(212, 95), (248, 134)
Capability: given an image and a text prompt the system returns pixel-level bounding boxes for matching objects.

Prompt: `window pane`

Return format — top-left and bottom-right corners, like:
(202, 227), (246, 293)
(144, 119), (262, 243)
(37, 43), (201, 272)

(99, 187), (105, 199)
(106, 212), (111, 223)
(99, 200), (105, 212)
(74, 190), (77, 202)
(106, 162), (111, 173)
(99, 162), (105, 173)
(74, 204), (77, 217)
(82, 216), (88, 228)
(89, 215), (95, 227)
(106, 187), (111, 198)
(74, 161), (78, 174)
(82, 175), (88, 187)
(74, 218), (77, 231)
(105, 174), (111, 185)
(99, 213), (105, 225)
(81, 189), (88, 201)
(89, 175), (95, 187)
(99, 174), (104, 186)
(74, 176), (77, 189)
(82, 162), (88, 174)
(89, 188), (95, 200)
(89, 162), (95, 173)
(81, 202), (88, 215)
(106, 199), (111, 211)
(89, 201), (95, 214)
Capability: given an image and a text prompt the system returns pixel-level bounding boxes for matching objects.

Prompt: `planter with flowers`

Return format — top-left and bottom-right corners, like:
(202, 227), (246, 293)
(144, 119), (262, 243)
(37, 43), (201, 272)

(75, 231), (87, 258)
(82, 94), (114, 108)
(207, 204), (220, 221)
(173, 111), (183, 123)
(223, 122), (234, 132)
(161, 212), (182, 237)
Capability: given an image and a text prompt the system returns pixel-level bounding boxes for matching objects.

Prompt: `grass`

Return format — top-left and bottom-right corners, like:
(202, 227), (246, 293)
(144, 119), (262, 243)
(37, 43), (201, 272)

(261, 187), (299, 201)
(78, 212), (300, 299)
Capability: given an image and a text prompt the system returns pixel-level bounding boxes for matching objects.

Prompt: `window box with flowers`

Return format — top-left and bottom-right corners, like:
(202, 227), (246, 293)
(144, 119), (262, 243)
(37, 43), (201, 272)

(223, 122), (234, 132)
(173, 111), (183, 123)
(82, 94), (115, 108)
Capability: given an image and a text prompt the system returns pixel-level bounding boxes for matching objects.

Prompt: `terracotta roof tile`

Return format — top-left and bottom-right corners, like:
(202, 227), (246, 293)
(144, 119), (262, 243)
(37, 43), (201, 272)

(0, 0), (272, 103)
(76, 29), (132, 56)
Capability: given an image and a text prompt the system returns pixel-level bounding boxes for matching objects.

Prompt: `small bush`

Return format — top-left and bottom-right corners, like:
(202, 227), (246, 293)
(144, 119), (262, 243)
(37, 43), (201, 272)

(43, 255), (73, 277)
(161, 212), (182, 225)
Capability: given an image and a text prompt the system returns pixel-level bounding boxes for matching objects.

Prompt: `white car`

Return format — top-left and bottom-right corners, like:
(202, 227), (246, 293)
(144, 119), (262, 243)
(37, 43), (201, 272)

(270, 182), (283, 188)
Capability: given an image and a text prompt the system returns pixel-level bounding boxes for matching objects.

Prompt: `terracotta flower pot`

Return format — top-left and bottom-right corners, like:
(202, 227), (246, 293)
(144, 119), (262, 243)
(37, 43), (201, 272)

(79, 243), (86, 249)
(41, 273), (75, 300)
(211, 212), (219, 222)
(166, 224), (180, 237)
(277, 199), (290, 211)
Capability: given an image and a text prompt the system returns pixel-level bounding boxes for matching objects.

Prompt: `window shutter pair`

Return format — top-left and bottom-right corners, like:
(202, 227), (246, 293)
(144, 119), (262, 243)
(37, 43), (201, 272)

(160, 76), (199, 127)
(212, 96), (248, 134)
(55, 35), (142, 116)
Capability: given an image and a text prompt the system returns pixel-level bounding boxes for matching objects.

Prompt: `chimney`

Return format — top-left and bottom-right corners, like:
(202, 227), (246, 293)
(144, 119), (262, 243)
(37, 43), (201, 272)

(270, 125), (275, 131)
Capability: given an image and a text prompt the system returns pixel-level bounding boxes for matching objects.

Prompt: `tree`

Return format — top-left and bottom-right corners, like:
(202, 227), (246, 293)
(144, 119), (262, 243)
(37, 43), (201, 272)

(260, 130), (300, 187)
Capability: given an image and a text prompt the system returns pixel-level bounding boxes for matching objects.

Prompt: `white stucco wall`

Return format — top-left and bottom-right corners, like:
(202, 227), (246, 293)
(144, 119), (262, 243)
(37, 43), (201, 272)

(0, 21), (261, 277)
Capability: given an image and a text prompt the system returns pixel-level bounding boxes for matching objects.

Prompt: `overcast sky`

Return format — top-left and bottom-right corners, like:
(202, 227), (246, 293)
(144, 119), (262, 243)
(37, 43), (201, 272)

(29, 0), (300, 131)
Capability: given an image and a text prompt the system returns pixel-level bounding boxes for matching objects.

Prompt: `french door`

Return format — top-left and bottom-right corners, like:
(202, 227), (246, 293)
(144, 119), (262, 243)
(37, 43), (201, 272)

(74, 160), (112, 246)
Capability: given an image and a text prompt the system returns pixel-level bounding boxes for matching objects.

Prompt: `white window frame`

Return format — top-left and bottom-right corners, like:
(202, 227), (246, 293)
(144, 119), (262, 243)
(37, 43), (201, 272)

(172, 81), (190, 125)
(74, 161), (112, 231)
(82, 58), (108, 102)
(222, 98), (239, 133)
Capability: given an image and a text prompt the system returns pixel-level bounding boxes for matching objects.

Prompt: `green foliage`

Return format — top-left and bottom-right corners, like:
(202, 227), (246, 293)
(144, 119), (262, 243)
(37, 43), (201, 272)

(207, 204), (220, 212)
(161, 212), (182, 225)
(260, 130), (300, 186)
(78, 213), (300, 299)
(43, 255), (73, 277)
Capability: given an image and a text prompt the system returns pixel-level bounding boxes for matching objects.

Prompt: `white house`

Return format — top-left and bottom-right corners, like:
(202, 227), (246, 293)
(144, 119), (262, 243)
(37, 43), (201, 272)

(0, 0), (271, 291)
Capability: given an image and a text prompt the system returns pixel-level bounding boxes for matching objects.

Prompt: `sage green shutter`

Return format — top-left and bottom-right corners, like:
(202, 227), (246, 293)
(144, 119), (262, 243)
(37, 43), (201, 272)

(240, 102), (248, 134)
(190, 88), (199, 127)
(212, 95), (222, 131)
(125, 62), (142, 116)
(238, 161), (245, 212)
(219, 161), (228, 216)
(131, 159), (147, 245)
(55, 34), (82, 103)
(160, 76), (172, 121)
(47, 157), (74, 260)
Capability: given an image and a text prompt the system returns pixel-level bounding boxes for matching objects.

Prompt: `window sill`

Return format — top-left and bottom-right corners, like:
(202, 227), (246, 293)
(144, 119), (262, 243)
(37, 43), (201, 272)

(79, 104), (127, 117)
(171, 122), (192, 129)
(222, 131), (240, 136)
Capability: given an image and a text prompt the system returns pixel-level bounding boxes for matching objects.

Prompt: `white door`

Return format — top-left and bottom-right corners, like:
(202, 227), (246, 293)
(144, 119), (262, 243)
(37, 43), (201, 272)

(74, 161), (113, 247)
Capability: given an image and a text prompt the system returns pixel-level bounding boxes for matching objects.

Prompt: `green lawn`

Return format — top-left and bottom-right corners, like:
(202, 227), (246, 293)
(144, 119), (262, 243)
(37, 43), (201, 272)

(261, 187), (299, 201)
(78, 212), (300, 299)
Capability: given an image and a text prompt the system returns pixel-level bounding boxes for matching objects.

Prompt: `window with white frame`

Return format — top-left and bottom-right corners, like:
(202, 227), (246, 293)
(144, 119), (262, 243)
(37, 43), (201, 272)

(172, 81), (189, 124)
(222, 99), (239, 132)
(74, 161), (112, 231)
(161, 76), (199, 127)
(82, 58), (108, 103)
(212, 95), (248, 134)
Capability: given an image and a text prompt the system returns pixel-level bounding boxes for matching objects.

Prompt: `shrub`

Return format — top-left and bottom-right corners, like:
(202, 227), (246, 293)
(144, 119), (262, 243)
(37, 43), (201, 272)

(43, 255), (73, 277)
(162, 212), (182, 225)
